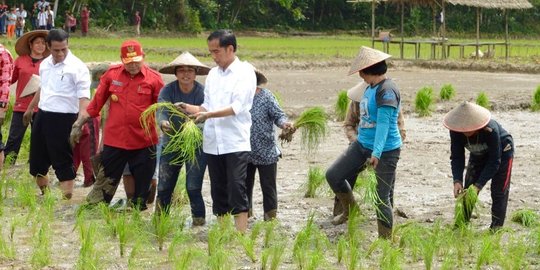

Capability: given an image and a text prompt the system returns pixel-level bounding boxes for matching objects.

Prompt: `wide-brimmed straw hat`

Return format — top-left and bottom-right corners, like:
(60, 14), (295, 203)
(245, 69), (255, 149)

(348, 46), (391, 76)
(443, 101), (491, 132)
(159, 52), (210, 75)
(15, 30), (49, 56)
(347, 81), (368, 102)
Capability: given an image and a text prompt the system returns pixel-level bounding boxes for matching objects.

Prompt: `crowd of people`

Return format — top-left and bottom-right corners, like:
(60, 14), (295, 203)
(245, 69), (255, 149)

(0, 27), (514, 238)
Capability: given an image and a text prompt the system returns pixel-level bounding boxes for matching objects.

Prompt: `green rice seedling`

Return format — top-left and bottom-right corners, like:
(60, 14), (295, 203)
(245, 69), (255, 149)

(415, 86), (434, 117)
(14, 179), (37, 213)
(168, 229), (192, 260)
(261, 247), (270, 270)
(207, 215), (236, 255)
(171, 167), (189, 208)
(346, 237), (361, 270)
(439, 84), (456, 101)
(305, 166), (326, 198)
(336, 236), (347, 264)
(9, 215), (23, 242)
(98, 203), (117, 236)
(115, 212), (129, 257)
(41, 189), (58, 221)
(263, 219), (278, 247)
(511, 208), (539, 227)
(476, 92), (491, 109)
(76, 221), (99, 270)
(140, 102), (202, 165)
(531, 85), (540, 111)
(359, 166), (382, 208)
(535, 226), (540, 255)
(476, 232), (503, 269)
(269, 241), (286, 270)
(335, 90), (350, 121)
(174, 247), (205, 270)
(368, 238), (403, 270)
(0, 224), (15, 260)
(497, 236), (528, 270)
(30, 221), (51, 268)
(128, 237), (142, 269)
(208, 249), (234, 270)
(152, 209), (174, 251)
(280, 106), (328, 152)
(292, 214), (330, 269)
(238, 233), (257, 262)
(454, 187), (478, 228)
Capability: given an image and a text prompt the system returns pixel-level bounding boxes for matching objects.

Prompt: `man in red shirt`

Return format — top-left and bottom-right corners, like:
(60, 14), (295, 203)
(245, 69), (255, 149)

(71, 40), (164, 210)
(0, 43), (13, 166)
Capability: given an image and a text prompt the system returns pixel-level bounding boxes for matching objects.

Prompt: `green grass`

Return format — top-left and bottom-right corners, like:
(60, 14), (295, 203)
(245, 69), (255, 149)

(476, 92), (491, 109)
(531, 85), (540, 111)
(415, 86), (434, 117)
(439, 84), (456, 101)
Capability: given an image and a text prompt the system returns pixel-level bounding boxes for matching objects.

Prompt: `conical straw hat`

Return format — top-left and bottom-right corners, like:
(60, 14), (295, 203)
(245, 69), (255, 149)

(443, 101), (491, 132)
(159, 52), (210, 75)
(348, 46), (391, 75)
(15, 30), (50, 56)
(347, 81), (368, 102)
(20, 74), (41, 97)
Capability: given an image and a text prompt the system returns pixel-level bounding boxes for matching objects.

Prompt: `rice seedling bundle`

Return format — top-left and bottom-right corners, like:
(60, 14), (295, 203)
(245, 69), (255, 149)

(439, 84), (456, 101)
(415, 86), (434, 117)
(531, 85), (540, 111)
(140, 102), (203, 165)
(454, 187), (478, 228)
(476, 92), (491, 109)
(305, 166), (326, 198)
(279, 106), (328, 152)
(335, 90), (350, 121)
(511, 209), (539, 227)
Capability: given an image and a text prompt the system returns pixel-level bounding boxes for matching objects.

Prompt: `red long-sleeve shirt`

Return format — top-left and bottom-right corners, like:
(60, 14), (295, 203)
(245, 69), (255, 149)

(86, 64), (163, 150)
(10, 55), (43, 112)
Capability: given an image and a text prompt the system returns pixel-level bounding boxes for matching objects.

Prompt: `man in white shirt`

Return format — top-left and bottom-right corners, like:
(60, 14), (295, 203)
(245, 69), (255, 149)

(23, 29), (91, 199)
(179, 29), (256, 232)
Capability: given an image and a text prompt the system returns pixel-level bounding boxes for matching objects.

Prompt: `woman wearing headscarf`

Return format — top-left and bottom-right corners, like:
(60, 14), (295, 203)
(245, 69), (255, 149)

(443, 101), (514, 231)
(326, 46), (402, 239)
(5, 30), (48, 164)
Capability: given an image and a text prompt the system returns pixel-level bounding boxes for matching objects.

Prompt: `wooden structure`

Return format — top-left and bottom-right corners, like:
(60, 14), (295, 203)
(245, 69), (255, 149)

(347, 0), (388, 48)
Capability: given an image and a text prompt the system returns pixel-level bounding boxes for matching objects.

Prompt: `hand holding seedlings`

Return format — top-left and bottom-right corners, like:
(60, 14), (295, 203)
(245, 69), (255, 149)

(160, 120), (172, 133)
(193, 112), (209, 124)
(369, 156), (379, 168)
(453, 182), (464, 198)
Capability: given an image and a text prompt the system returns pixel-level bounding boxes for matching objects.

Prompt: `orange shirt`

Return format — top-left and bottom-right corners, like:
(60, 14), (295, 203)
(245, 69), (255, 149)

(87, 64), (163, 150)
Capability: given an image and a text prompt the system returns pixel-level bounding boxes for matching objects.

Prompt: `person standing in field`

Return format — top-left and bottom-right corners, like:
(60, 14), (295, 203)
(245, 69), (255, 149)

(0, 43), (13, 167)
(325, 46), (402, 239)
(80, 5), (89, 37)
(5, 30), (49, 164)
(245, 68), (293, 221)
(156, 52), (210, 226)
(134, 11), (141, 37)
(24, 29), (91, 199)
(443, 101), (514, 231)
(6, 7), (16, 39)
(178, 29), (256, 232)
(72, 40), (164, 210)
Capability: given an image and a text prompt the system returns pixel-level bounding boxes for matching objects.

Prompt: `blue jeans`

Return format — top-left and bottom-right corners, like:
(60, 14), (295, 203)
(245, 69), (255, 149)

(15, 27), (23, 38)
(157, 146), (207, 217)
(326, 140), (400, 228)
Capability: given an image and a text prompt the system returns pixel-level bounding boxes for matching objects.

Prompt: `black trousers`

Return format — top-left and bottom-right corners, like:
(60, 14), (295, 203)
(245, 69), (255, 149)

(101, 145), (156, 209)
(246, 162), (277, 213)
(4, 112), (31, 164)
(464, 143), (514, 228)
(206, 151), (249, 216)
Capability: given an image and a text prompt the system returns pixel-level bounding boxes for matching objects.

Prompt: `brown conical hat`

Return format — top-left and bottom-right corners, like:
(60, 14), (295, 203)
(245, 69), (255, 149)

(348, 46), (391, 76)
(443, 101), (491, 132)
(346, 80), (368, 102)
(15, 30), (50, 56)
(159, 52), (210, 75)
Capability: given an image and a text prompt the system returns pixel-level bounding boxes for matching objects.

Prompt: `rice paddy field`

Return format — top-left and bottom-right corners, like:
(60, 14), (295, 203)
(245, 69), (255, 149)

(1, 34), (540, 269)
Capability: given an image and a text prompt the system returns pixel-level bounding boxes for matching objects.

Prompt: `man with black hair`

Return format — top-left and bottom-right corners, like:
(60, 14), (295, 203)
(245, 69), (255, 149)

(24, 28), (91, 199)
(178, 29), (256, 232)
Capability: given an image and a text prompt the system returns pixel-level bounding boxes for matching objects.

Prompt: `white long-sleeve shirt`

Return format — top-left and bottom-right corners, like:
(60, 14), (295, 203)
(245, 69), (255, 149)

(201, 57), (256, 155)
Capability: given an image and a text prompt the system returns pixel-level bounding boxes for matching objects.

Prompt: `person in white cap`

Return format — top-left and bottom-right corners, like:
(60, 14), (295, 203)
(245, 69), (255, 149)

(325, 46), (402, 239)
(155, 52), (210, 226)
(443, 101), (514, 231)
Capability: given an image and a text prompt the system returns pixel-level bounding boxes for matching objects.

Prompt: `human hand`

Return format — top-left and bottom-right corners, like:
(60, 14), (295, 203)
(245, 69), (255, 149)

(282, 122), (295, 132)
(193, 112), (209, 124)
(174, 102), (187, 114)
(369, 156), (379, 168)
(400, 129), (407, 142)
(69, 121), (84, 148)
(160, 120), (171, 133)
(22, 110), (33, 126)
(453, 182), (464, 198)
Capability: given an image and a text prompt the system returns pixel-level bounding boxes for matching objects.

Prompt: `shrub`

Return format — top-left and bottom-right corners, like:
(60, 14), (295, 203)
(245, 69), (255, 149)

(531, 85), (540, 112)
(415, 86), (434, 117)
(439, 84), (455, 101)
(476, 92), (491, 109)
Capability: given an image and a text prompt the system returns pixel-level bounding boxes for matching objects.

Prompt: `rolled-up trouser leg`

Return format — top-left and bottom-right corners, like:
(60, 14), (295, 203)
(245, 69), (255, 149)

(374, 148), (400, 229)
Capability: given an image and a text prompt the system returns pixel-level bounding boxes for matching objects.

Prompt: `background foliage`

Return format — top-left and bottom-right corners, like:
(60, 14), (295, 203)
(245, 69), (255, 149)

(9, 0), (540, 36)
